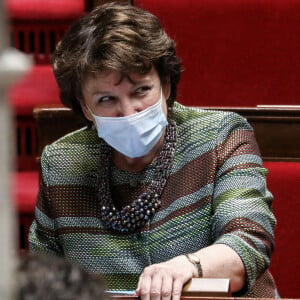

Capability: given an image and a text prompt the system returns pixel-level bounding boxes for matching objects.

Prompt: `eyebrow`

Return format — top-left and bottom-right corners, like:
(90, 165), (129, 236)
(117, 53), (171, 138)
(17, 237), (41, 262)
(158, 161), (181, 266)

(116, 74), (152, 86)
(89, 80), (153, 96)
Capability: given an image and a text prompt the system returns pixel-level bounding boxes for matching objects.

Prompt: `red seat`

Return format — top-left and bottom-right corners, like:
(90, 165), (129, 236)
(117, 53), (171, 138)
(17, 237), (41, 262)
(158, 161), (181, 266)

(8, 65), (60, 116)
(13, 171), (38, 214)
(266, 162), (300, 298)
(7, 65), (61, 172)
(4, 0), (86, 251)
(5, 0), (85, 65)
(5, 0), (85, 20)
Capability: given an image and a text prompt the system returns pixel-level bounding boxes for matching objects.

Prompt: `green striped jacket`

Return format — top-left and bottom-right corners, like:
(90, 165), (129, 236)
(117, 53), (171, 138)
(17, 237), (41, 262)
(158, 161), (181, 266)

(29, 103), (277, 297)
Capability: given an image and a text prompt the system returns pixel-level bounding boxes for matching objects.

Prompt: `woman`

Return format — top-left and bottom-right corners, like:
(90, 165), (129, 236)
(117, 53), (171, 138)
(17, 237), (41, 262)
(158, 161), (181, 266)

(29, 2), (277, 299)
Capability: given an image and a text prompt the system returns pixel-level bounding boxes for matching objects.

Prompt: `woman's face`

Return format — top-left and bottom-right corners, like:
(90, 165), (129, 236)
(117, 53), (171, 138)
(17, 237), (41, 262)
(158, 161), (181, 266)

(81, 68), (170, 121)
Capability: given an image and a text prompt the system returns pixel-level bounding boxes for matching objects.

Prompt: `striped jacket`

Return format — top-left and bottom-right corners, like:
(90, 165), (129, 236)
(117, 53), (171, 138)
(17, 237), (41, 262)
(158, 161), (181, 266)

(29, 103), (277, 297)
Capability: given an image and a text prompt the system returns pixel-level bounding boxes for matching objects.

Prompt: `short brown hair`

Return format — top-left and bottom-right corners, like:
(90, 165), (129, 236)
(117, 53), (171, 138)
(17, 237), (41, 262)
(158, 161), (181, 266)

(52, 2), (182, 121)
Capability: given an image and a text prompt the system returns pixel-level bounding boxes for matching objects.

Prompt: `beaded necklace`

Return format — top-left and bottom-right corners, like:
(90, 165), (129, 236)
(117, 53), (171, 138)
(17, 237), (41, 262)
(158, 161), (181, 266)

(98, 120), (177, 234)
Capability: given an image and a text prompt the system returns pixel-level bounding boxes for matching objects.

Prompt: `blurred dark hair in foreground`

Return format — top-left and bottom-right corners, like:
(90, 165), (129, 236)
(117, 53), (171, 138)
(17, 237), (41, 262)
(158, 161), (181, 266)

(17, 252), (109, 300)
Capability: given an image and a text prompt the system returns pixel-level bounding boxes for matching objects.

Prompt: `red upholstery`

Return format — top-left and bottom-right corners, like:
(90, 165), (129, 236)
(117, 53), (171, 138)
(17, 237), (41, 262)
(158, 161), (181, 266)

(13, 171), (38, 214)
(6, 0), (83, 250)
(265, 162), (300, 298)
(5, 0), (85, 20)
(8, 65), (60, 115)
(134, 0), (300, 107)
(5, 0), (85, 64)
(9, 23), (68, 64)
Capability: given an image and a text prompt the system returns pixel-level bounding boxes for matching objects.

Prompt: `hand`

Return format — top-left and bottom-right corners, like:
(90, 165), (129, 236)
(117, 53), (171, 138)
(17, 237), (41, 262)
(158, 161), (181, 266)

(136, 255), (197, 300)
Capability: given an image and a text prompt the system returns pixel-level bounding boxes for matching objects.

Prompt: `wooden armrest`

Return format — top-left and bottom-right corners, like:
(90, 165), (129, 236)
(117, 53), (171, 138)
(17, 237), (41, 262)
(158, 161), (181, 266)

(33, 104), (86, 160)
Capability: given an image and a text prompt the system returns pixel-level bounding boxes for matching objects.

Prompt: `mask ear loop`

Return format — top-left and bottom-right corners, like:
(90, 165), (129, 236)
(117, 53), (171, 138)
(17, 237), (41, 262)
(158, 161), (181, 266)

(161, 84), (174, 121)
(160, 86), (173, 121)
(87, 106), (94, 118)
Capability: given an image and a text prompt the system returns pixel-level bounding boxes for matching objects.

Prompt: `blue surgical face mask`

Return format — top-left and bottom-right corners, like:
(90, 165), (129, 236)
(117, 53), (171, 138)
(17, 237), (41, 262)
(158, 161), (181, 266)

(89, 89), (168, 158)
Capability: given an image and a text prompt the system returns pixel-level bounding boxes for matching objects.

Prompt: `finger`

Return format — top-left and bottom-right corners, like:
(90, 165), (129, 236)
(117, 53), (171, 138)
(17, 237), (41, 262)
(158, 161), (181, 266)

(171, 277), (184, 300)
(136, 273), (143, 295)
(137, 273), (151, 300)
(161, 275), (173, 300)
(149, 273), (163, 300)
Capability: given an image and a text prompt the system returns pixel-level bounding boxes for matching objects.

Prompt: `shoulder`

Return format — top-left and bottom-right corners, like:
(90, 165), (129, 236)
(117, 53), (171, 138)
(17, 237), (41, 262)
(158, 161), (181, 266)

(41, 127), (100, 185)
(44, 126), (99, 155)
(174, 102), (249, 125)
(173, 102), (252, 140)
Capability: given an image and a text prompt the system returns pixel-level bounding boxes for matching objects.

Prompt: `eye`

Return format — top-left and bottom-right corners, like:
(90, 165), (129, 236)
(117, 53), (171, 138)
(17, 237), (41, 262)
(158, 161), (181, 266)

(97, 95), (115, 103)
(135, 85), (153, 96)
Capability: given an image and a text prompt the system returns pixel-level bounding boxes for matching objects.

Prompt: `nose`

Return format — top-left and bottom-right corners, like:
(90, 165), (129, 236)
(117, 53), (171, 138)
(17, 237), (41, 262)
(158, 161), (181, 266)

(117, 98), (140, 117)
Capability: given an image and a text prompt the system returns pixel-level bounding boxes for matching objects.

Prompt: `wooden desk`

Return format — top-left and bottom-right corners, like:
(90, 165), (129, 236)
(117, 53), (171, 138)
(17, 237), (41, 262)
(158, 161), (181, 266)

(112, 295), (299, 300)
(106, 278), (231, 298)
(111, 297), (296, 300)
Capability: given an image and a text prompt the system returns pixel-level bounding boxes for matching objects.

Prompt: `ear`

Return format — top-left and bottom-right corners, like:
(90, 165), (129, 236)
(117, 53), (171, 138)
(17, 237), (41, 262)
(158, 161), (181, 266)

(80, 101), (94, 122)
(162, 78), (171, 101)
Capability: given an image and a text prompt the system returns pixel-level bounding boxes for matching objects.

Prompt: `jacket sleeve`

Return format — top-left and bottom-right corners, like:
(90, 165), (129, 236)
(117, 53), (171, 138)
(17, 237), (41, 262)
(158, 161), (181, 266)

(211, 112), (276, 292)
(29, 146), (63, 256)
